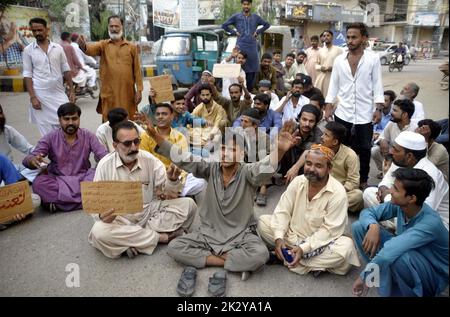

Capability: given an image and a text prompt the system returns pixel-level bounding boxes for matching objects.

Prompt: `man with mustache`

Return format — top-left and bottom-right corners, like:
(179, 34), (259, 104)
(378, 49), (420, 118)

(222, 0), (270, 91)
(23, 18), (75, 136)
(77, 15), (143, 122)
(325, 23), (384, 190)
(258, 144), (360, 277)
(22, 103), (108, 212)
(255, 53), (278, 94)
(88, 121), (197, 259)
(363, 131), (449, 230)
(304, 35), (320, 84)
(275, 79), (310, 123)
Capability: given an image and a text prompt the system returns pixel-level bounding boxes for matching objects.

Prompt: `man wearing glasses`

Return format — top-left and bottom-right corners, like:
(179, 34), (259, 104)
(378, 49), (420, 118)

(88, 120), (197, 259)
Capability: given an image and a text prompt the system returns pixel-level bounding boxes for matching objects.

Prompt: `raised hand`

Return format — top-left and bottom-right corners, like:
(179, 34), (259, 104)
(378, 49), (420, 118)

(167, 163), (182, 182)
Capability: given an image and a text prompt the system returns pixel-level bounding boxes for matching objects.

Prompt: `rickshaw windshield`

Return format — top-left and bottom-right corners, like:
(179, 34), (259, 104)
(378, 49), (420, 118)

(160, 36), (190, 56)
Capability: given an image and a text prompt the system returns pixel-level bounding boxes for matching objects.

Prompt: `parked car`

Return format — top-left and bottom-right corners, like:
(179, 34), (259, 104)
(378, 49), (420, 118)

(374, 43), (411, 65)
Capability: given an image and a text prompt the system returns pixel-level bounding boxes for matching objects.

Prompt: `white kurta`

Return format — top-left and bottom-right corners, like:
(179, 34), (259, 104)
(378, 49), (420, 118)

(276, 95), (310, 123)
(22, 41), (70, 135)
(314, 45), (343, 98)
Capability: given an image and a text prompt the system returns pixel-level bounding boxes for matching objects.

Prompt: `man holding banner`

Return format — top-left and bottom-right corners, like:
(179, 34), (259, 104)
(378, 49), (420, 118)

(88, 121), (197, 259)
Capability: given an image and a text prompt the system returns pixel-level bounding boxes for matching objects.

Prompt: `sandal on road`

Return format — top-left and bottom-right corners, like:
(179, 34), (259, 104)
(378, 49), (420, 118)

(208, 270), (227, 297)
(176, 266), (197, 297)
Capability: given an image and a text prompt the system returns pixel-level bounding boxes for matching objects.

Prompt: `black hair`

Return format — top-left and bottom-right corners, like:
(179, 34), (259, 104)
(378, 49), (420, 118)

(309, 93), (325, 108)
(29, 17), (47, 28)
(237, 51), (248, 59)
(298, 104), (321, 124)
(229, 83), (243, 93)
(112, 120), (139, 142)
(107, 108), (128, 128)
(61, 32), (71, 41)
(108, 15), (124, 25)
(310, 35), (319, 41)
(241, 0), (252, 3)
(57, 103), (81, 118)
(286, 53), (296, 59)
(297, 51), (307, 57)
(199, 83), (213, 94)
(346, 22), (369, 37)
(404, 148), (427, 162)
(273, 50), (282, 55)
(324, 122), (347, 145)
(155, 103), (173, 113)
(418, 119), (442, 140)
(253, 93), (271, 106)
(393, 99), (415, 119)
(261, 53), (273, 61)
(322, 30), (334, 37)
(291, 78), (303, 87)
(393, 168), (435, 206)
(172, 92), (186, 102)
(384, 90), (397, 102)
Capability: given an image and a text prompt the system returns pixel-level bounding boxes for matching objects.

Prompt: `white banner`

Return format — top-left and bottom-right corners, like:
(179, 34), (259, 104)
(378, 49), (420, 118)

(153, 0), (198, 29)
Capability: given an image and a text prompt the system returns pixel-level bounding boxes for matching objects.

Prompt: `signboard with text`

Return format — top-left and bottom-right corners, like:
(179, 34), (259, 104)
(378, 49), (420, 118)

(285, 1), (313, 20)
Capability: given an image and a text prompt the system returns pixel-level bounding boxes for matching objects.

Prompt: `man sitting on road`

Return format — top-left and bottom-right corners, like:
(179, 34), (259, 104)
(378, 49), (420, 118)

(88, 121), (197, 259)
(23, 103), (108, 212)
(258, 144), (360, 277)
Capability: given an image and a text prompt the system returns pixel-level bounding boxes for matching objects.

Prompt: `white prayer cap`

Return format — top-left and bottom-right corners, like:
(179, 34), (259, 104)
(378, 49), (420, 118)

(394, 131), (427, 151)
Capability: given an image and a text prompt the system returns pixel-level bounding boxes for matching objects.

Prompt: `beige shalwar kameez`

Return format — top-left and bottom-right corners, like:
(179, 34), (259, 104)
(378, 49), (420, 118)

(314, 45), (343, 98)
(258, 175), (360, 275)
(88, 151), (197, 259)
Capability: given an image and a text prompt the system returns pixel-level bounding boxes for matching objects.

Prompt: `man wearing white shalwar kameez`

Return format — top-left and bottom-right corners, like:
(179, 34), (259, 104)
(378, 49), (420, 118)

(258, 145), (360, 275)
(88, 121), (197, 259)
(23, 18), (74, 136)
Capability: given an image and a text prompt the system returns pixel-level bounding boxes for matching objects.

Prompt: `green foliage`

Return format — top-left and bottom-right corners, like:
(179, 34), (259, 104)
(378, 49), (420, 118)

(91, 9), (113, 41)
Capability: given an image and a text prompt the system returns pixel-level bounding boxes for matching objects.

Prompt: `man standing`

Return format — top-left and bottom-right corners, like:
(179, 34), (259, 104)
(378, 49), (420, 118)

(222, 0), (270, 91)
(314, 30), (343, 97)
(23, 18), (75, 136)
(352, 168), (448, 297)
(78, 15), (143, 121)
(304, 35), (320, 84)
(258, 145), (360, 277)
(88, 121), (197, 259)
(325, 23), (384, 189)
(23, 103), (108, 212)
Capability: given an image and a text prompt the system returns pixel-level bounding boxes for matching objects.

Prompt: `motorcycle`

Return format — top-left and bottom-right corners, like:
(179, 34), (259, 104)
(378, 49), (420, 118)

(439, 62), (449, 91)
(65, 63), (100, 101)
(388, 53), (404, 72)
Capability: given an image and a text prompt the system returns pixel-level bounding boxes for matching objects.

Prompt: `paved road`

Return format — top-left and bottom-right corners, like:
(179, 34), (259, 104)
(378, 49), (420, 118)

(0, 58), (448, 297)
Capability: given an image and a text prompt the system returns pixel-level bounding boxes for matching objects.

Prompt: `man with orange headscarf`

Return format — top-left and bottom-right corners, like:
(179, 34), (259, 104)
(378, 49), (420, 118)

(258, 144), (360, 277)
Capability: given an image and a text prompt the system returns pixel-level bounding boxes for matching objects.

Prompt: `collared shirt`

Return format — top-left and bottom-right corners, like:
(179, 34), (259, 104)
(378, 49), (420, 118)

(326, 49), (384, 124)
(0, 125), (34, 162)
(96, 121), (145, 153)
(373, 111), (392, 133)
(276, 95), (311, 123)
(378, 121), (417, 144)
(0, 42), (23, 65)
(23, 128), (108, 177)
(94, 150), (181, 209)
(281, 63), (298, 85)
(22, 41), (70, 90)
(358, 202), (449, 296)
(331, 144), (360, 192)
(380, 157), (449, 228)
(140, 127), (188, 169)
(270, 175), (349, 254)
(156, 140), (276, 252)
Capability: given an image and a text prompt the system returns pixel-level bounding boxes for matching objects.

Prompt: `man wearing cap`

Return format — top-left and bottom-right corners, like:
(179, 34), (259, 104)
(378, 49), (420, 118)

(363, 131), (449, 229)
(222, 0), (271, 91)
(233, 93), (282, 141)
(301, 76), (322, 99)
(258, 144), (361, 277)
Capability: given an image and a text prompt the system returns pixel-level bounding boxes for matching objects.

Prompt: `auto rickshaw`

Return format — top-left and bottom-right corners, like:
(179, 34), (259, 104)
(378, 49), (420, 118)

(156, 29), (223, 87)
(260, 26), (292, 58)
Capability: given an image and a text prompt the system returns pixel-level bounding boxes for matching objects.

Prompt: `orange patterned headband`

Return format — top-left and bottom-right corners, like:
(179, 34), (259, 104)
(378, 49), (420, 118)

(310, 144), (335, 161)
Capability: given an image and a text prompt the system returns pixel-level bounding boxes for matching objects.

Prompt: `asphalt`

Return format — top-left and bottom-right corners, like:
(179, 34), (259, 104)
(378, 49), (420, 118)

(0, 58), (448, 297)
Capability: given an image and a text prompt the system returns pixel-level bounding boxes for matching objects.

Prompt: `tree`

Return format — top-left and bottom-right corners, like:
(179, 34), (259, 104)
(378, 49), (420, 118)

(91, 9), (113, 41)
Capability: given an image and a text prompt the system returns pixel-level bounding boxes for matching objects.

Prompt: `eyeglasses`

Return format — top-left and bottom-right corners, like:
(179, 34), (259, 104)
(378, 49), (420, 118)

(117, 138), (141, 147)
